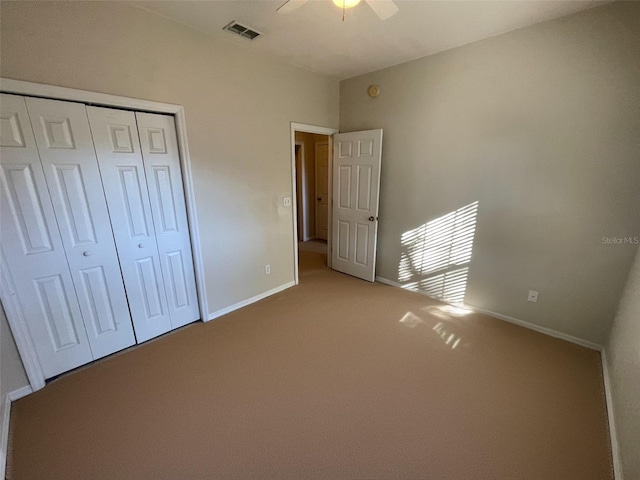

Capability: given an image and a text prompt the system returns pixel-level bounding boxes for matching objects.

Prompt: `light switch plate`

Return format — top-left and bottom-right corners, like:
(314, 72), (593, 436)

(283, 196), (292, 207)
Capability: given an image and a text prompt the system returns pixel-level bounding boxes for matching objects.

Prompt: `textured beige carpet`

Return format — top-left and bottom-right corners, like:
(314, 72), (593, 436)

(9, 251), (612, 479)
(298, 239), (327, 254)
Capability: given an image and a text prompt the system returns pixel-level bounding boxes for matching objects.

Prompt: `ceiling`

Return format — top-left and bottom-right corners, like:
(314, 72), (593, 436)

(131, 0), (610, 80)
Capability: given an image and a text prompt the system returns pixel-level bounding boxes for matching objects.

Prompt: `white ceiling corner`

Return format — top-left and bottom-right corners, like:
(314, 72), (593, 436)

(130, 0), (611, 80)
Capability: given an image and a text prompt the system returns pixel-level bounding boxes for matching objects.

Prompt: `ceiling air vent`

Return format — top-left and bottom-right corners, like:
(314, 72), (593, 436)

(223, 21), (262, 40)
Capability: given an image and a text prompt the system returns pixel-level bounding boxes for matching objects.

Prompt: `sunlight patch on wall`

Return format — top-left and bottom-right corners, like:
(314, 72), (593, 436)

(398, 201), (479, 305)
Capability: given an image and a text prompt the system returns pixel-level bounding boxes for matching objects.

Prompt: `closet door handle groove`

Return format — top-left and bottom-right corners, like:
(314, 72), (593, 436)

(82, 251), (92, 257)
(138, 243), (144, 248)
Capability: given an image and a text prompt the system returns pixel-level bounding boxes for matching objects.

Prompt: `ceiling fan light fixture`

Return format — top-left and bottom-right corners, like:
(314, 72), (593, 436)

(332, 0), (361, 9)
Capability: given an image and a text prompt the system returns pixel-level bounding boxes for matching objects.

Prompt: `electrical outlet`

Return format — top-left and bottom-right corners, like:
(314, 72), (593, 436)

(528, 290), (539, 303)
(283, 197), (292, 207)
(265, 264), (271, 275)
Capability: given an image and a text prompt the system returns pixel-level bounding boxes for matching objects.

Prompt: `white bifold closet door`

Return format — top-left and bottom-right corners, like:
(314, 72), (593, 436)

(26, 97), (137, 359)
(2, 94), (199, 378)
(0, 94), (135, 378)
(87, 106), (199, 342)
(135, 112), (199, 330)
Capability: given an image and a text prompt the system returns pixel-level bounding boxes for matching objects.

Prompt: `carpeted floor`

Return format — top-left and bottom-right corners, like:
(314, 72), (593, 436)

(298, 239), (327, 254)
(8, 251), (612, 479)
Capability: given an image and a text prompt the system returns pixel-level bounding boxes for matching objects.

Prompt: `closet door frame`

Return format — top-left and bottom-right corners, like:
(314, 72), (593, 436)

(0, 78), (209, 392)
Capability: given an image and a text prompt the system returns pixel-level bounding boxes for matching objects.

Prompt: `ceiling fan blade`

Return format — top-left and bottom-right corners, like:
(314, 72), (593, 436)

(276, 0), (310, 14)
(365, 0), (399, 20)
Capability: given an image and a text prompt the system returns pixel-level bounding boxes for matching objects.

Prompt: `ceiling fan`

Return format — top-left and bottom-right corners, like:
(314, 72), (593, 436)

(277, 0), (399, 21)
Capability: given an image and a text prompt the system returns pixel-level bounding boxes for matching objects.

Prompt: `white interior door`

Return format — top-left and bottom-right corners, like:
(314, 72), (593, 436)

(26, 97), (136, 358)
(315, 142), (329, 241)
(87, 106), (173, 343)
(135, 112), (199, 329)
(331, 129), (383, 282)
(0, 94), (93, 377)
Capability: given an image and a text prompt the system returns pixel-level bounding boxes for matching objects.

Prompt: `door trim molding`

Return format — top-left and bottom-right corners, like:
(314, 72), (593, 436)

(1, 385), (34, 479)
(0, 78), (209, 392)
(290, 123), (338, 285)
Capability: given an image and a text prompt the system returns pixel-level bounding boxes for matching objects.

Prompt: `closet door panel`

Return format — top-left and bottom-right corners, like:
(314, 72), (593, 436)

(0, 93), (93, 378)
(86, 106), (172, 343)
(26, 97), (136, 358)
(136, 112), (199, 328)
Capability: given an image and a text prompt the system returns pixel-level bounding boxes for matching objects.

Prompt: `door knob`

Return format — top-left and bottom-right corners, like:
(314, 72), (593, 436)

(368, 216), (375, 221)
(317, 197), (321, 201)
(82, 251), (91, 256)
(138, 243), (144, 248)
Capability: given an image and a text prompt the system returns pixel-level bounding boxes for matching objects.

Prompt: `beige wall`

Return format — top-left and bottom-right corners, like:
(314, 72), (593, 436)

(607, 247), (640, 479)
(339, 2), (640, 345)
(0, 1), (339, 317)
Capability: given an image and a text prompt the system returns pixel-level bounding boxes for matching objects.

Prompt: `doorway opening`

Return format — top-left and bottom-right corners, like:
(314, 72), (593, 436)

(295, 131), (330, 253)
(290, 123), (338, 284)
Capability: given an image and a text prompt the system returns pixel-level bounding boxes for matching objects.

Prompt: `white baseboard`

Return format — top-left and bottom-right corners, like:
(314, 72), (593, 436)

(7, 386), (32, 402)
(0, 277), (623, 479)
(467, 305), (602, 351)
(375, 276), (402, 288)
(207, 281), (296, 321)
(0, 395), (10, 479)
(376, 275), (624, 478)
(375, 275), (602, 351)
(1, 385), (34, 479)
(600, 349), (624, 480)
